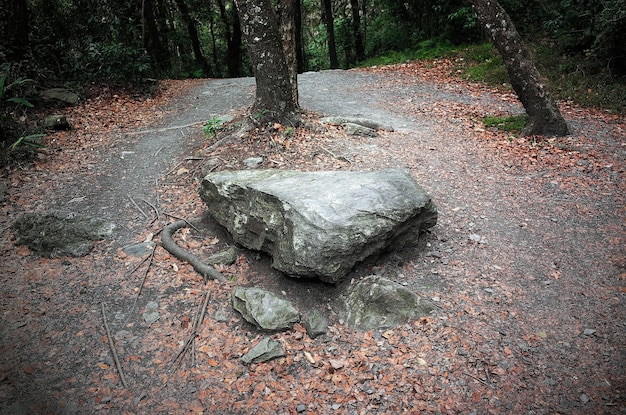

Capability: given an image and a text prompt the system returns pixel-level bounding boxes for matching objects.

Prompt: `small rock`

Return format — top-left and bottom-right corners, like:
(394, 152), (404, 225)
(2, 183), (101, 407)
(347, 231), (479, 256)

(145, 301), (159, 310)
(143, 311), (160, 325)
(243, 157), (264, 168)
(122, 241), (155, 257)
(296, 404), (307, 413)
(580, 393), (591, 404)
(331, 403), (341, 410)
(207, 246), (238, 265)
(344, 122), (377, 137)
(232, 287), (300, 331)
(42, 114), (70, 130)
(241, 337), (284, 364)
(302, 310), (328, 339)
(583, 329), (596, 336)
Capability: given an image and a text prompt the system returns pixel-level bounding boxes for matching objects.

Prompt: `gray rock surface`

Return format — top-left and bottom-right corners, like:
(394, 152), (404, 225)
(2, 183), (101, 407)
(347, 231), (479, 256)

(12, 211), (115, 257)
(344, 122), (377, 137)
(341, 275), (433, 330)
(232, 287), (300, 331)
(302, 310), (328, 338)
(241, 337), (285, 364)
(41, 88), (79, 105)
(207, 246), (239, 265)
(199, 169), (437, 283)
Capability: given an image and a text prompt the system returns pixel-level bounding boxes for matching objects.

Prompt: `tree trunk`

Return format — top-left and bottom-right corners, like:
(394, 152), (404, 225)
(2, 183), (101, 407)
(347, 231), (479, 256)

(276, 0), (299, 106)
(321, 0), (339, 69)
(294, 0), (305, 73)
(0, 0), (30, 61)
(142, 0), (171, 72)
(350, 0), (364, 62)
(234, 0), (299, 124)
(174, 0), (211, 76)
(218, 0), (243, 77)
(469, 0), (569, 136)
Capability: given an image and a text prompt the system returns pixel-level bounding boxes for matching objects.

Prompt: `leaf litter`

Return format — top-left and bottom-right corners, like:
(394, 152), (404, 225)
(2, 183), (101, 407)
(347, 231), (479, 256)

(0, 63), (625, 414)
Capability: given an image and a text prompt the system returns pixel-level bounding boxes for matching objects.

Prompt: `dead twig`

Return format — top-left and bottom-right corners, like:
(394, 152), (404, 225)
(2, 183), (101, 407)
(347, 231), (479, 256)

(102, 302), (129, 388)
(162, 212), (201, 233)
(129, 195), (150, 220)
(463, 371), (494, 389)
(129, 246), (156, 316)
(140, 197), (160, 220)
(167, 290), (211, 372)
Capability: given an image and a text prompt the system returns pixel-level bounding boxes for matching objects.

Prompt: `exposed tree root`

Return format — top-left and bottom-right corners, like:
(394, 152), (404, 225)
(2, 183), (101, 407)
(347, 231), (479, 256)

(161, 217), (226, 282)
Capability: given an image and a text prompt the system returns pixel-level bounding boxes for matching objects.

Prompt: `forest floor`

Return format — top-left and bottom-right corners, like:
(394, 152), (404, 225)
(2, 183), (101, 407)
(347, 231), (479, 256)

(1, 60), (625, 414)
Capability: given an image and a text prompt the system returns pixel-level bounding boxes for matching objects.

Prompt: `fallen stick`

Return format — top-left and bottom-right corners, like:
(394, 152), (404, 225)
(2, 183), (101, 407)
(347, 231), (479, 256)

(168, 290), (211, 372)
(161, 217), (226, 282)
(129, 246), (156, 316)
(101, 302), (129, 388)
(128, 195), (150, 220)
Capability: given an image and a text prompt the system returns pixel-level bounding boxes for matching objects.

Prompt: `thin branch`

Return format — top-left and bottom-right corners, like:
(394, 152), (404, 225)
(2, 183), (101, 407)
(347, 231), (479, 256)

(129, 195), (150, 220)
(162, 212), (201, 233)
(129, 246), (156, 316)
(140, 198), (160, 220)
(167, 290), (211, 372)
(102, 302), (129, 388)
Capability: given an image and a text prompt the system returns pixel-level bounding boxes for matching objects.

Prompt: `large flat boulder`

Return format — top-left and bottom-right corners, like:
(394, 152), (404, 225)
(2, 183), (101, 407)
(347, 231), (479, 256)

(198, 169), (437, 283)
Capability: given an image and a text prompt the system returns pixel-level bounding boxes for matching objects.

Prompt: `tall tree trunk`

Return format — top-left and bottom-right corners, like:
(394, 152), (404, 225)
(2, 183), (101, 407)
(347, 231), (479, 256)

(142, 0), (171, 72)
(235, 0), (299, 124)
(276, 0), (299, 106)
(321, 0), (338, 69)
(218, 0), (243, 77)
(174, 0), (211, 76)
(294, 0), (304, 73)
(350, 0), (364, 62)
(0, 0), (29, 61)
(469, 0), (569, 136)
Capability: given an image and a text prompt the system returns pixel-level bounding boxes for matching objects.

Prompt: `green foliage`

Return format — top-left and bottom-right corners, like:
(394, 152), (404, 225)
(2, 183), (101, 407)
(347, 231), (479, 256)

(454, 44), (509, 85)
(482, 114), (527, 132)
(11, 134), (46, 150)
(360, 40), (458, 67)
(203, 117), (224, 140)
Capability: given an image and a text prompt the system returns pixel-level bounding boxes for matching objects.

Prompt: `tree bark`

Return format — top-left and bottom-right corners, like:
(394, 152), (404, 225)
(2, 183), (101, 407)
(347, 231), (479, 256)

(321, 0), (339, 69)
(218, 0), (243, 77)
(469, 0), (569, 136)
(350, 0), (365, 63)
(0, 0), (30, 61)
(174, 0), (212, 76)
(234, 0), (299, 124)
(142, 0), (171, 72)
(276, 0), (299, 106)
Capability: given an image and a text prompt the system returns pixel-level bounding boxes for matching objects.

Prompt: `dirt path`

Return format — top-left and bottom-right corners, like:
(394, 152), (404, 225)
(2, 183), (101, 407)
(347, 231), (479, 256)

(1, 65), (624, 414)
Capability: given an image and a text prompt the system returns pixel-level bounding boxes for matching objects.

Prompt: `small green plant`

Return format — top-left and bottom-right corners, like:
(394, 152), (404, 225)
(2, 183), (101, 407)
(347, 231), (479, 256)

(11, 134), (46, 150)
(203, 117), (223, 140)
(482, 114), (528, 132)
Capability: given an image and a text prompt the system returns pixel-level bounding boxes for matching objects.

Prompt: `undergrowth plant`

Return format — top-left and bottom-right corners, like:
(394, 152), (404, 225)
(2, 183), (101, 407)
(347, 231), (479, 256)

(203, 117), (223, 140)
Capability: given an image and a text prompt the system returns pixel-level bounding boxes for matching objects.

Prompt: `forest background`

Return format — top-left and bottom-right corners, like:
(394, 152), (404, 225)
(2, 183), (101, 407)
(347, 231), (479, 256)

(1, 0), (625, 157)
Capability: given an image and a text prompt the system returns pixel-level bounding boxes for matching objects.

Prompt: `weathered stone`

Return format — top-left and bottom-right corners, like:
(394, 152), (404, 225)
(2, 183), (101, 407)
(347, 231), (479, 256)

(199, 169), (437, 283)
(42, 114), (70, 130)
(344, 122), (377, 137)
(241, 337), (285, 364)
(41, 88), (79, 105)
(12, 211), (115, 257)
(243, 157), (264, 168)
(320, 116), (394, 131)
(341, 275), (433, 330)
(207, 246), (238, 265)
(232, 287), (300, 331)
(302, 310), (328, 339)
(122, 241), (155, 257)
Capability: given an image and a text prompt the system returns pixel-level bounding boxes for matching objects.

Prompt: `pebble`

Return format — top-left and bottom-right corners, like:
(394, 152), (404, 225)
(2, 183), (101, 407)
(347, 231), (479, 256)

(583, 328), (596, 336)
(296, 404), (307, 413)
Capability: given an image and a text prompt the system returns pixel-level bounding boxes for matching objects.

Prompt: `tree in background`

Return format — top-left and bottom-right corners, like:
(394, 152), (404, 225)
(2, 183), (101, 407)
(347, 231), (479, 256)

(321, 0), (339, 69)
(234, 0), (299, 124)
(470, 0), (569, 136)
